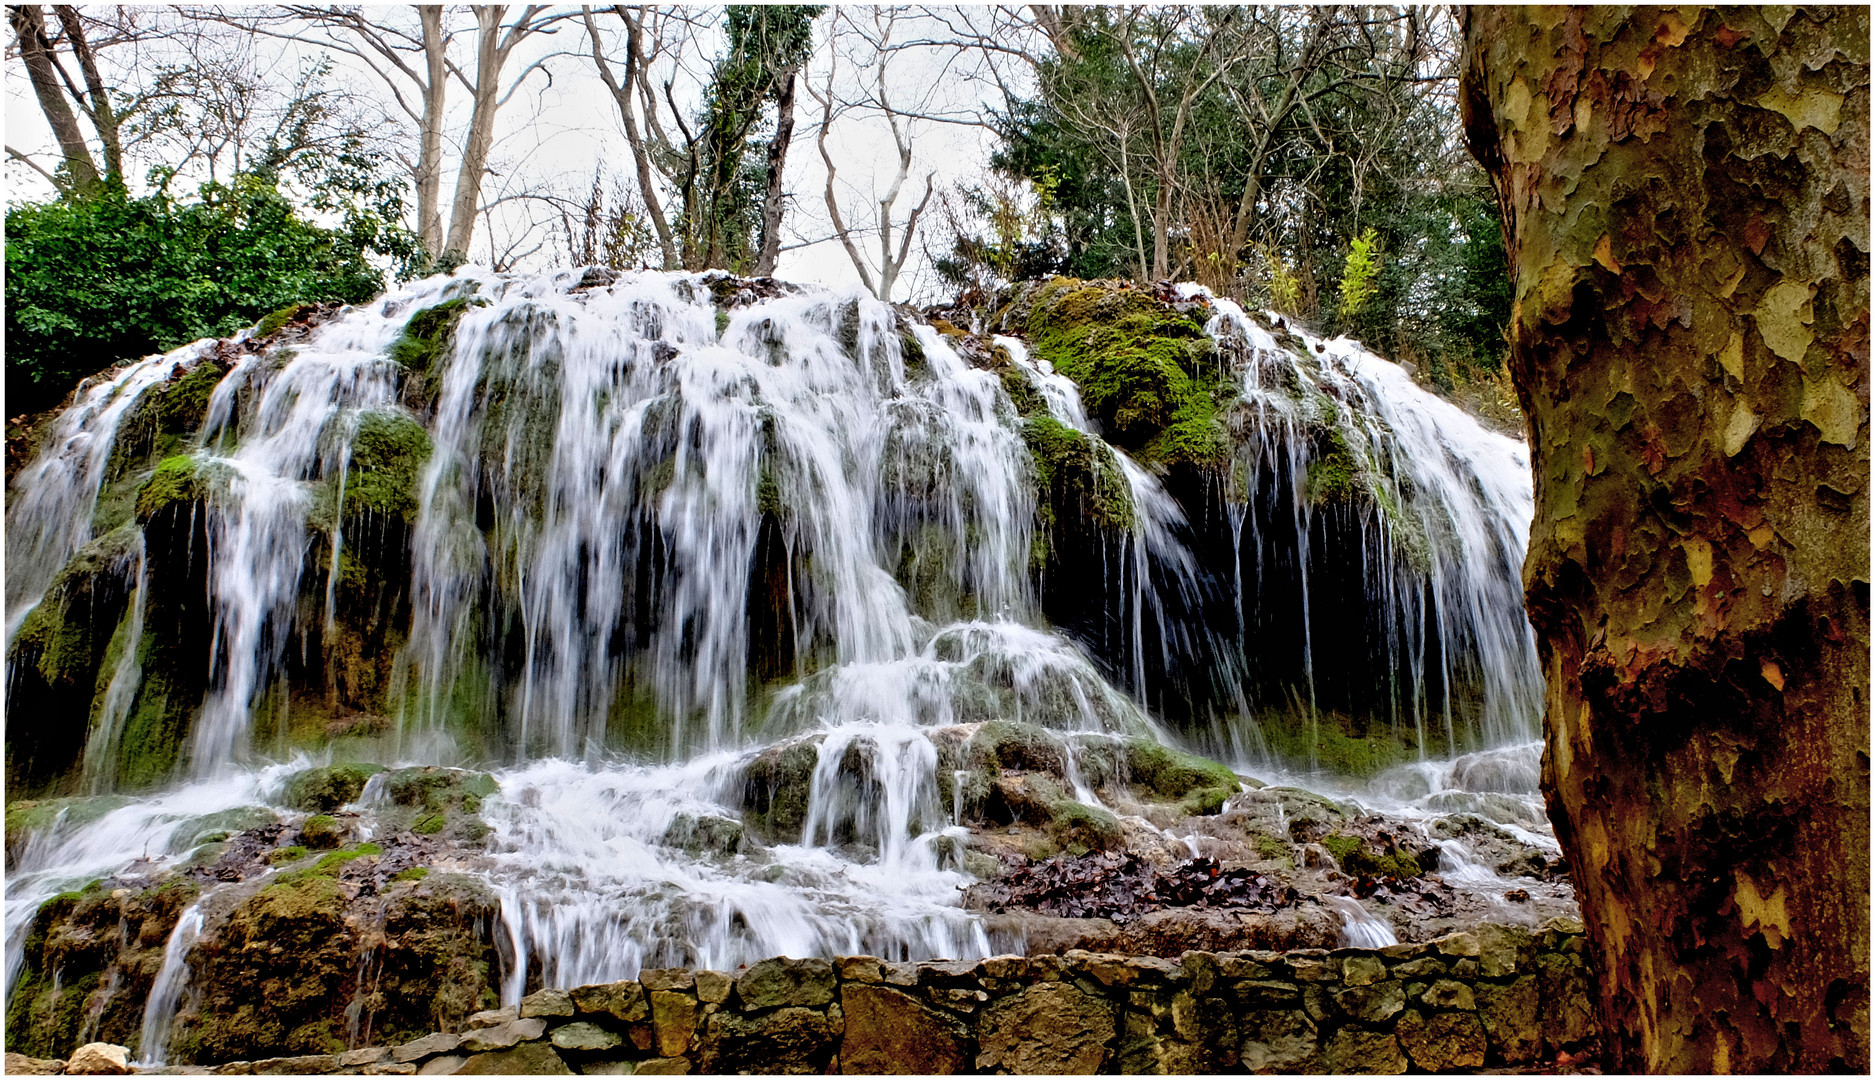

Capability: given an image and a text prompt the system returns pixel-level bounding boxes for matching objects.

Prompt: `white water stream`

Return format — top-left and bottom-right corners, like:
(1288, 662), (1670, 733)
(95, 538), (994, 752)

(4, 269), (1556, 1058)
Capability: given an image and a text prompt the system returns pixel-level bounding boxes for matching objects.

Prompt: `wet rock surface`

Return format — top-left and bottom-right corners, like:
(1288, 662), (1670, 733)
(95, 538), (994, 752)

(94, 922), (1597, 1074)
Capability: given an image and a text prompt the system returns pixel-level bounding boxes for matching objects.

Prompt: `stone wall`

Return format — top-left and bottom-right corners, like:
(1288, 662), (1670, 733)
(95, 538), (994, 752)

(36, 919), (1595, 1076)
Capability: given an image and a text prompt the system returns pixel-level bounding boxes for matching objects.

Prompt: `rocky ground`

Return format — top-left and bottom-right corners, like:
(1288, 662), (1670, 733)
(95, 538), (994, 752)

(6, 732), (1575, 1067)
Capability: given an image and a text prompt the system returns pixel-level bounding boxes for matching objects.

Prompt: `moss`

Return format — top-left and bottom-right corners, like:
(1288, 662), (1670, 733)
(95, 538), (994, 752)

(282, 762), (385, 812)
(336, 410), (431, 521)
(311, 842), (382, 874)
(391, 866), (430, 883)
(1023, 415), (1134, 535)
(1255, 834), (1292, 859)
(740, 738), (822, 844)
(366, 873), (503, 1043)
(1305, 427), (1362, 503)
(1262, 719), (1415, 778)
(94, 359), (231, 534)
(135, 454), (211, 522)
(172, 806), (277, 851)
(1022, 277), (1229, 469)
(6, 796), (129, 851)
(899, 329), (929, 380)
(1122, 740), (1242, 816)
(1322, 831), (1424, 878)
(300, 814), (345, 849)
(389, 296), (485, 393)
(256, 302), (315, 338)
(375, 767), (497, 842)
(267, 845), (311, 866)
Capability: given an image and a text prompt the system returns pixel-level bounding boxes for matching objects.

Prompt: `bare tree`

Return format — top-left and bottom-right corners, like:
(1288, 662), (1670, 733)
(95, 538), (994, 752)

(217, 4), (570, 264)
(806, 8), (937, 301)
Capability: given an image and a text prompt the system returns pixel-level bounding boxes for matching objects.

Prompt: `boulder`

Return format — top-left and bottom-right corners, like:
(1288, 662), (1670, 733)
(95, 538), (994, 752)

(5, 1051), (67, 1074)
(1237, 1009), (1319, 1072)
(1320, 1028), (1407, 1074)
(735, 957), (836, 1009)
(839, 985), (970, 1074)
(975, 982), (1115, 1074)
(459, 1018), (545, 1053)
(519, 988), (575, 1019)
(549, 1023), (621, 1053)
(697, 1007), (839, 1074)
(649, 991), (698, 1057)
(453, 1043), (571, 1075)
(66, 1044), (130, 1075)
(1397, 1009), (1487, 1071)
(570, 981), (647, 1023)
(391, 1032), (462, 1064)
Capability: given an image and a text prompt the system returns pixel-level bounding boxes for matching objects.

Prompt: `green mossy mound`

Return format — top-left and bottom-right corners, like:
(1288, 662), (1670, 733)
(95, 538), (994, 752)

(171, 805), (278, 852)
(1321, 831), (1426, 878)
(1023, 416), (1134, 535)
(5, 796), (131, 864)
(135, 454), (223, 522)
(255, 302), (315, 338)
(5, 878), (199, 1060)
(1021, 278), (1230, 469)
(1079, 738), (1244, 817)
(282, 762), (385, 812)
(390, 295), (486, 410)
(94, 359), (230, 534)
(374, 767), (498, 843)
(335, 410), (432, 522)
(739, 738), (823, 844)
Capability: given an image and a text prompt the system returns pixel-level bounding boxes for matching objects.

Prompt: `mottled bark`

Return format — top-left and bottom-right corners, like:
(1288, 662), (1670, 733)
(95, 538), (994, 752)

(8, 3), (100, 191)
(1462, 6), (1868, 1073)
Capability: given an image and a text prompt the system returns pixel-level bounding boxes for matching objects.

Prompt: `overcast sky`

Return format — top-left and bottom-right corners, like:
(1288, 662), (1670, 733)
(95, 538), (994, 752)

(4, 5), (1038, 303)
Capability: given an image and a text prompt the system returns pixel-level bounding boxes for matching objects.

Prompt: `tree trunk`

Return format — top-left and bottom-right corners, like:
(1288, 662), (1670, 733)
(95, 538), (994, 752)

(1461, 7), (1868, 1073)
(9, 4), (99, 192)
(753, 67), (796, 278)
(443, 6), (506, 263)
(416, 6), (448, 259)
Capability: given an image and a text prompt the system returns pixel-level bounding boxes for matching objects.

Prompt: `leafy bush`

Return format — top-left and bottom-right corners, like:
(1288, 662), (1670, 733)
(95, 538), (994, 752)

(5, 177), (397, 414)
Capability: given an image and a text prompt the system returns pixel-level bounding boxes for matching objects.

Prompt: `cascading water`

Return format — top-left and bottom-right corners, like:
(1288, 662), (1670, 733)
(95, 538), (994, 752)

(4, 267), (1557, 1061)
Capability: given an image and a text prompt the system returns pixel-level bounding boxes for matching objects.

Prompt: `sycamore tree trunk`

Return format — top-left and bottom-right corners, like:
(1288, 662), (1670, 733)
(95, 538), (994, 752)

(1461, 7), (1868, 1073)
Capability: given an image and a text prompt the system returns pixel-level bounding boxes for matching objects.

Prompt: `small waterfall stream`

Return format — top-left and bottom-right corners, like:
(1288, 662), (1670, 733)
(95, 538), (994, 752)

(4, 268), (1555, 1055)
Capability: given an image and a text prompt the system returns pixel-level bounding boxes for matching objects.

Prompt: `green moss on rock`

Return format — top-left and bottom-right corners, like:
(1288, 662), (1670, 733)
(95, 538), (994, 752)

(374, 767), (498, 843)
(1022, 278), (1229, 469)
(256, 303), (316, 338)
(389, 296), (486, 406)
(336, 411), (431, 521)
(282, 763), (385, 812)
(740, 738), (822, 844)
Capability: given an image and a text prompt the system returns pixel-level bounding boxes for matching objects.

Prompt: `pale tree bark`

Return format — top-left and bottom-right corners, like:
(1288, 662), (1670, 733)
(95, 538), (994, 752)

(583, 4), (677, 269)
(415, 6), (447, 255)
(441, 5), (553, 263)
(752, 64), (797, 278)
(8, 3), (100, 191)
(1462, 7), (1868, 1073)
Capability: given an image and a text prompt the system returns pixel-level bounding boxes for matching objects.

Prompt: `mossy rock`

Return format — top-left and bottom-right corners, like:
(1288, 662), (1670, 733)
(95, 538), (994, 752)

(1121, 739), (1243, 816)
(6, 876), (199, 1059)
(171, 806), (279, 852)
(663, 813), (746, 857)
(134, 454), (231, 522)
(1022, 416), (1134, 532)
(374, 767), (497, 843)
(93, 358), (231, 533)
(6, 796), (130, 859)
(1022, 278), (1229, 469)
(332, 410), (432, 522)
(369, 872), (503, 1042)
(389, 295), (487, 407)
(299, 814), (347, 849)
(740, 737), (823, 844)
(281, 762), (385, 812)
(256, 303), (316, 338)
(1322, 832), (1424, 878)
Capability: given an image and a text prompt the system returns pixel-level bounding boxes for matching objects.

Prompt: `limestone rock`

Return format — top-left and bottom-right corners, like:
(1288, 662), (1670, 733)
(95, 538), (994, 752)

(1237, 1008), (1318, 1072)
(1333, 979), (1406, 1023)
(1421, 979), (1476, 1010)
(633, 1058), (690, 1075)
(1341, 955), (1387, 987)
(550, 1022), (622, 1052)
(520, 988), (575, 1019)
(467, 1006), (516, 1029)
(5, 1052), (66, 1074)
(735, 957), (836, 1009)
(453, 1043), (572, 1075)
(339, 1047), (390, 1067)
(839, 985), (970, 1075)
(650, 990), (698, 1057)
(976, 981), (1115, 1074)
(1320, 1028), (1407, 1074)
(391, 1032), (462, 1063)
(1476, 975), (1541, 1065)
(693, 970), (733, 1004)
(66, 1044), (130, 1075)
(1397, 1009), (1487, 1071)
(836, 955), (885, 983)
(639, 968), (695, 993)
(698, 1006), (839, 1074)
(413, 1055), (465, 1076)
(251, 1055), (340, 1074)
(571, 980), (648, 1023)
(460, 1018), (546, 1053)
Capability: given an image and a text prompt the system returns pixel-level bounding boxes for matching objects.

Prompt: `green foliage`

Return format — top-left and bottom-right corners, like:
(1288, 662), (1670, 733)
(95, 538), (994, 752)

(684, 6), (824, 270)
(1337, 229), (1383, 321)
(5, 177), (404, 413)
(1023, 278), (1228, 469)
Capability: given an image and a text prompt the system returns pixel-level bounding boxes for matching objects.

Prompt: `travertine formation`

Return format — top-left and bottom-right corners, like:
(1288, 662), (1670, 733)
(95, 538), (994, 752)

(41, 919), (1595, 1075)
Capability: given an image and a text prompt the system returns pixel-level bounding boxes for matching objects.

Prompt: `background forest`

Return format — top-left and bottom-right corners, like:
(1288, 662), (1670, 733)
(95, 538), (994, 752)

(7, 4), (1511, 418)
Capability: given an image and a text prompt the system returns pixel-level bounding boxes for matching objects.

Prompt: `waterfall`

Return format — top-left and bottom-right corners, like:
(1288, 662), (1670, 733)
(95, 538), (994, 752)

(5, 350), (193, 641)
(3, 268), (1553, 1035)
